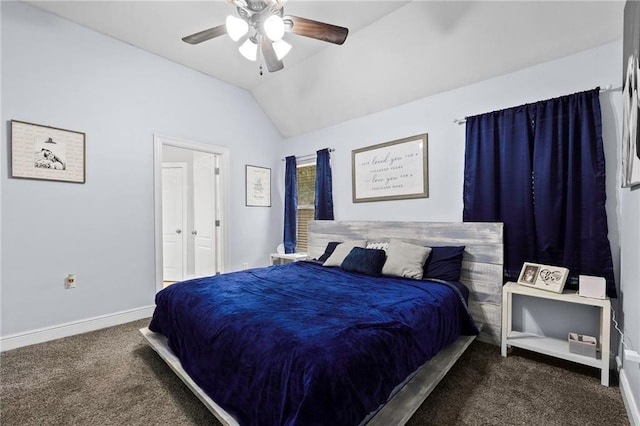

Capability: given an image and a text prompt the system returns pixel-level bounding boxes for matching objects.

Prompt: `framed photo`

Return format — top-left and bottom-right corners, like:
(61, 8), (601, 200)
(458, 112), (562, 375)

(622, 1), (640, 187)
(245, 165), (271, 207)
(11, 120), (86, 184)
(352, 133), (428, 203)
(517, 262), (569, 293)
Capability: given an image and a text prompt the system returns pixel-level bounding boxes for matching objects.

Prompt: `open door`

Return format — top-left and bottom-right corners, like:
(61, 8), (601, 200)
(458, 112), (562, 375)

(193, 152), (218, 277)
(162, 162), (187, 282)
(154, 135), (229, 293)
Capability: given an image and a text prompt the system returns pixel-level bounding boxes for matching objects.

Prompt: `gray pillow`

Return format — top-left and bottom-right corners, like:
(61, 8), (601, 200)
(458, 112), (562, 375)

(322, 240), (367, 267)
(382, 239), (432, 279)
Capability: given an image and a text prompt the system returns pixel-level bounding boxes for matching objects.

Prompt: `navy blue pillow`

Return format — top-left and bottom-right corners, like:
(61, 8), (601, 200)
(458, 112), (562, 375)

(317, 242), (341, 263)
(423, 246), (466, 281)
(341, 247), (387, 277)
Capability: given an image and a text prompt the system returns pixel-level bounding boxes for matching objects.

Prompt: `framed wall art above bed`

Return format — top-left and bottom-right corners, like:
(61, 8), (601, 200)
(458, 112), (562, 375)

(351, 134), (428, 203)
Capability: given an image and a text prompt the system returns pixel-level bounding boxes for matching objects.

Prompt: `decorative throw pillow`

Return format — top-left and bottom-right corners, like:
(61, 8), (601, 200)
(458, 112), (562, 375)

(322, 240), (367, 267)
(366, 241), (390, 251)
(340, 247), (387, 277)
(423, 246), (466, 281)
(317, 241), (341, 263)
(381, 240), (432, 279)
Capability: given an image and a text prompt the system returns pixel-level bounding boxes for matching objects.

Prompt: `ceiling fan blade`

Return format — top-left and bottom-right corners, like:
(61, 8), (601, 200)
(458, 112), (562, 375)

(182, 25), (227, 45)
(284, 15), (348, 45)
(271, 0), (288, 11)
(260, 38), (284, 72)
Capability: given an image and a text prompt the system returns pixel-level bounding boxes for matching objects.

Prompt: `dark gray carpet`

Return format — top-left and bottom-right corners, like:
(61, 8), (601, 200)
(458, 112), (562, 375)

(0, 319), (629, 425)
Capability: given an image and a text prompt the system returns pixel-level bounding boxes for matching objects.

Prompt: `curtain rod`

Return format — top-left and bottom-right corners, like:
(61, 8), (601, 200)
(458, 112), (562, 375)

(452, 85), (623, 125)
(281, 148), (335, 161)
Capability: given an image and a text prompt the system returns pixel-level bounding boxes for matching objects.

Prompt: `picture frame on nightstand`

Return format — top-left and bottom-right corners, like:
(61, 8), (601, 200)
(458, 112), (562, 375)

(517, 262), (569, 294)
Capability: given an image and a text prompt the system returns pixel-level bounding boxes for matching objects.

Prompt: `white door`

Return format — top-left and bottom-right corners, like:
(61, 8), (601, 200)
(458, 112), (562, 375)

(162, 163), (187, 281)
(193, 153), (217, 277)
(154, 135), (230, 293)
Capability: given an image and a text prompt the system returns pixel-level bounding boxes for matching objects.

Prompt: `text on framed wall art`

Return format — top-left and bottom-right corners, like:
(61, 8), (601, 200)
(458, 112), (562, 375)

(351, 134), (428, 203)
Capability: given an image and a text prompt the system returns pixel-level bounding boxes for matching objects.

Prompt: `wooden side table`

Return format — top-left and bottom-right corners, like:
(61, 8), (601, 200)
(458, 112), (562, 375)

(501, 281), (611, 386)
(270, 253), (309, 265)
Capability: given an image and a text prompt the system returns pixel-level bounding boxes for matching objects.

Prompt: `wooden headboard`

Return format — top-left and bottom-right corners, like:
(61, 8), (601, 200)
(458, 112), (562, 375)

(307, 221), (503, 345)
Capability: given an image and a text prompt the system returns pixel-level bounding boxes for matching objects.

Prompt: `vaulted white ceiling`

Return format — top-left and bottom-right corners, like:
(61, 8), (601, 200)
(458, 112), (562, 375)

(28, 1), (625, 138)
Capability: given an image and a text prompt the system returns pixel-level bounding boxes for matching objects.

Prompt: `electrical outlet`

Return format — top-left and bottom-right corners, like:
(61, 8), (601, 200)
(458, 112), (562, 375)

(65, 274), (76, 289)
(242, 263), (249, 270)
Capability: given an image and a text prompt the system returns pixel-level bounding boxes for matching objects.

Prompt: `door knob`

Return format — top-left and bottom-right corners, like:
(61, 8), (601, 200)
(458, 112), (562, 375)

(192, 230), (198, 235)
(176, 229), (182, 234)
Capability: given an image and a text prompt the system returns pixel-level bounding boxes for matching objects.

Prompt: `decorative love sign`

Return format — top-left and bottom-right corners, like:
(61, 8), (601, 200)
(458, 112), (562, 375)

(351, 134), (428, 203)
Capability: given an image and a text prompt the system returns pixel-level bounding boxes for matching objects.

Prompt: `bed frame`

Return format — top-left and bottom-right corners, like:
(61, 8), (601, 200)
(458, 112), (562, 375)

(141, 220), (503, 425)
(307, 221), (504, 345)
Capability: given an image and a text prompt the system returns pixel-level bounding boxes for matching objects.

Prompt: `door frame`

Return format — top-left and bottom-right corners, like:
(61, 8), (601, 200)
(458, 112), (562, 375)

(154, 134), (230, 293)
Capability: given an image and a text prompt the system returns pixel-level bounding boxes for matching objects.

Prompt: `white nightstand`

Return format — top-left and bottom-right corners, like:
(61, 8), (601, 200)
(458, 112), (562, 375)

(501, 281), (611, 386)
(270, 253), (309, 265)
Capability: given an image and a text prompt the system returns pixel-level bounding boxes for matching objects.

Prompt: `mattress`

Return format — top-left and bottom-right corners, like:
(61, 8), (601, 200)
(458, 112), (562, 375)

(149, 261), (478, 425)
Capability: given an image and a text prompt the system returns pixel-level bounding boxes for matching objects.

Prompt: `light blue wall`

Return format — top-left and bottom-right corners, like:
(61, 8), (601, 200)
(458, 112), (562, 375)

(2, 1), (638, 418)
(281, 43), (623, 288)
(620, 164), (640, 421)
(281, 43), (622, 234)
(282, 40), (639, 415)
(0, 2), (284, 337)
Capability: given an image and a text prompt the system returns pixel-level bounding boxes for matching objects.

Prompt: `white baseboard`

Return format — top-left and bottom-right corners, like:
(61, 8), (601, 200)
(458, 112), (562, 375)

(620, 367), (640, 426)
(0, 305), (155, 352)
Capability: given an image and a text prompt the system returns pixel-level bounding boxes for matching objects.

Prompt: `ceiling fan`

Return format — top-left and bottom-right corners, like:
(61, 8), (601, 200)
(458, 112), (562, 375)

(182, 0), (349, 74)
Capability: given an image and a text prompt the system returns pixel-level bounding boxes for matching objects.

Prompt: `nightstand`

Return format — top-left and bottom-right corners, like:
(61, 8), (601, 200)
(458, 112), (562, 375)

(501, 281), (611, 386)
(270, 253), (309, 265)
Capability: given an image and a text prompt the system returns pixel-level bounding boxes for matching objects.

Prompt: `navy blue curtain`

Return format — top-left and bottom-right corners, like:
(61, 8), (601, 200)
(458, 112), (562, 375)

(283, 156), (297, 253)
(464, 88), (616, 297)
(314, 148), (334, 220)
(463, 106), (537, 283)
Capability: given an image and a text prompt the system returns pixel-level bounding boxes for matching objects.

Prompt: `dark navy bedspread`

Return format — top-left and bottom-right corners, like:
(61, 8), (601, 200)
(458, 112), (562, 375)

(149, 261), (478, 426)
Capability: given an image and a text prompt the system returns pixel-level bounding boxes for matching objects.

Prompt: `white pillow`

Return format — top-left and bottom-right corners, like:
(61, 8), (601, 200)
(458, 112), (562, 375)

(322, 240), (367, 267)
(366, 241), (389, 251)
(381, 239), (432, 279)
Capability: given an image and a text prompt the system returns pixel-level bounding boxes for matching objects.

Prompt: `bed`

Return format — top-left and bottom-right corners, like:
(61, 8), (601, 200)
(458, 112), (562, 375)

(141, 221), (503, 425)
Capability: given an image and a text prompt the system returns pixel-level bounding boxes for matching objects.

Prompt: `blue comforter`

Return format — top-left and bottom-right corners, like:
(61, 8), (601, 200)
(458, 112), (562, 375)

(149, 261), (478, 426)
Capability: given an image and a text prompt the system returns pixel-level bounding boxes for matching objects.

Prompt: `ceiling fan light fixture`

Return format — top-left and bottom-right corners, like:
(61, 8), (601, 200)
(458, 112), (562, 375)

(239, 38), (258, 61)
(226, 15), (249, 41)
(182, 4), (350, 73)
(273, 39), (292, 60)
(263, 15), (285, 41)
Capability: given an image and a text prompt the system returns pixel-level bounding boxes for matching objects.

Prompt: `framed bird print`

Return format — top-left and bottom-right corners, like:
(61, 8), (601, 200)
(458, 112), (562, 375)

(11, 120), (86, 184)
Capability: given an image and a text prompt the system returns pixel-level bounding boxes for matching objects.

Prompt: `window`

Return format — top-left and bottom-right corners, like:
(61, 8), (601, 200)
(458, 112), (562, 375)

(296, 163), (316, 252)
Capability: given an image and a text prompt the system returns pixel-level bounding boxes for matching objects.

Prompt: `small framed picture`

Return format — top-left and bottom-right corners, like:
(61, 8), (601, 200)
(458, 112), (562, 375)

(11, 120), (86, 184)
(245, 165), (271, 207)
(517, 262), (569, 293)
